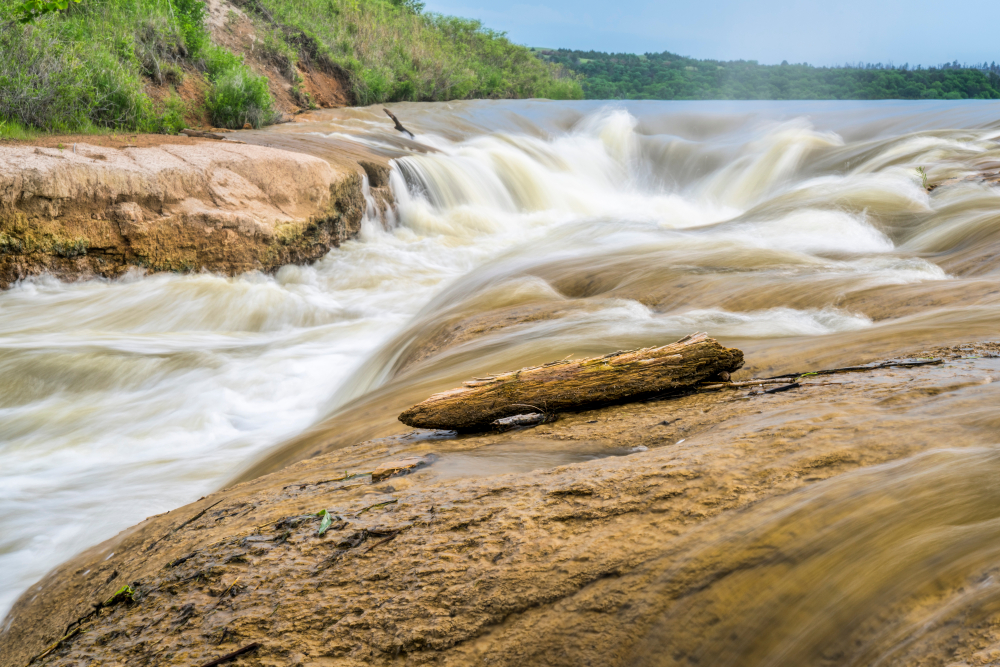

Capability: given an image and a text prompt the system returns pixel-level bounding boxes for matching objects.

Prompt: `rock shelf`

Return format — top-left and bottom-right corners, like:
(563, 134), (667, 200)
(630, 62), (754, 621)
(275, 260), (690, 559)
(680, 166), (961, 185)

(0, 141), (392, 288)
(3, 342), (999, 667)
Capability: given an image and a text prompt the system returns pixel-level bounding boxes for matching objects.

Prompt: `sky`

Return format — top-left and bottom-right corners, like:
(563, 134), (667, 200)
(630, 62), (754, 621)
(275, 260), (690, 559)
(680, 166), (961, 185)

(423, 0), (1000, 67)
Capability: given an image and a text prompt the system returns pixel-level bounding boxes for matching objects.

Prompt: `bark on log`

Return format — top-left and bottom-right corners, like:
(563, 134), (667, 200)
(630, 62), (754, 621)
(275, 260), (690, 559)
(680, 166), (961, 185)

(398, 332), (743, 430)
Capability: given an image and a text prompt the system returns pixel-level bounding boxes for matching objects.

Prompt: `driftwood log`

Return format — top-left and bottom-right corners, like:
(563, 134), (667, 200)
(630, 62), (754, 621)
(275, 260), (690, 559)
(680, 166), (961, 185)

(383, 108), (415, 138)
(180, 128), (226, 140)
(398, 333), (743, 430)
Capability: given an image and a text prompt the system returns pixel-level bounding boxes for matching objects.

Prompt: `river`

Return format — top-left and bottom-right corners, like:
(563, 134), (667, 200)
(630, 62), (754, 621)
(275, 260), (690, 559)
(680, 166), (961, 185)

(2, 99), (1000, 641)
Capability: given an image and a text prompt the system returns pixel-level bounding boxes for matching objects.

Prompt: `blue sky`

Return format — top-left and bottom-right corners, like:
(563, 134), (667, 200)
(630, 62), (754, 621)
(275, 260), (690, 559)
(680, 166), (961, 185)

(424, 0), (1000, 67)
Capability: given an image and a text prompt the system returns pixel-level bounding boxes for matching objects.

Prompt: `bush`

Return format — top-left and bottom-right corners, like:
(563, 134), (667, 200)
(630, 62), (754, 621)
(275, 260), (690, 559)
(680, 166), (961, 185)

(205, 66), (277, 128)
(157, 92), (188, 133)
(0, 0), (274, 133)
(0, 25), (91, 130)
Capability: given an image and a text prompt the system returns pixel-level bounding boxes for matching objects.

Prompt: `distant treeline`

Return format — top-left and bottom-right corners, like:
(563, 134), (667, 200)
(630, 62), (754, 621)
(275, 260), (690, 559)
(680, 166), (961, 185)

(537, 50), (1000, 100)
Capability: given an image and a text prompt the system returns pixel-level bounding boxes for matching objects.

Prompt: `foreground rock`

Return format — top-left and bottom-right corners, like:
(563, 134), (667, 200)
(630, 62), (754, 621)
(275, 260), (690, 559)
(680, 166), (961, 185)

(3, 343), (1000, 667)
(0, 141), (389, 288)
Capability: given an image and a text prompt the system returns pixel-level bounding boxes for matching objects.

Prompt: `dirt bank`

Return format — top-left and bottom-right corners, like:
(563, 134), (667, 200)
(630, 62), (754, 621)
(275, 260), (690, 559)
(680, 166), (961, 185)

(0, 140), (392, 289)
(0, 134), (216, 150)
(3, 342), (999, 667)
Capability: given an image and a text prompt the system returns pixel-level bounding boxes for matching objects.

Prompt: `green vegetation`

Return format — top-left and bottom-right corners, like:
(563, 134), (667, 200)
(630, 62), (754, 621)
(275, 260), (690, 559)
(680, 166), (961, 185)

(540, 50), (1000, 100)
(244, 0), (582, 104)
(12, 0), (82, 23)
(0, 0), (579, 137)
(316, 509), (334, 536)
(0, 0), (274, 133)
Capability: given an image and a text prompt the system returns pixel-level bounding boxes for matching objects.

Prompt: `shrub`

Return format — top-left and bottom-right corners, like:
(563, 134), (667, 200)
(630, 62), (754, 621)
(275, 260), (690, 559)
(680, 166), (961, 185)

(205, 66), (277, 128)
(157, 92), (188, 133)
(0, 4), (166, 132)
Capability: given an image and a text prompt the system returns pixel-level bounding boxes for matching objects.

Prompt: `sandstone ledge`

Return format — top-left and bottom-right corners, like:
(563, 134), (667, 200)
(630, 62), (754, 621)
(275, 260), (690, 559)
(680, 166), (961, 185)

(0, 141), (390, 288)
(3, 343), (1000, 667)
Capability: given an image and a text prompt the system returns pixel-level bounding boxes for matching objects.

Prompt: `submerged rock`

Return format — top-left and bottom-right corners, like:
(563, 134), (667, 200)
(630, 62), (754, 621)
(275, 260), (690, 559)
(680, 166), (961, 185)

(0, 141), (390, 288)
(370, 455), (435, 482)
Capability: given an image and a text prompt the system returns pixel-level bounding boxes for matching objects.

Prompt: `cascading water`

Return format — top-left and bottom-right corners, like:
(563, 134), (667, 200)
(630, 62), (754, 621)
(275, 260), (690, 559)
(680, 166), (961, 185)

(3, 101), (1000, 658)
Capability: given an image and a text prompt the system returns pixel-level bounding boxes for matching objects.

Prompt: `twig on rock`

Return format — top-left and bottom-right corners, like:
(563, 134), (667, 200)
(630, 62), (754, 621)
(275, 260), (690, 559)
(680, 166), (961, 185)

(198, 643), (261, 667)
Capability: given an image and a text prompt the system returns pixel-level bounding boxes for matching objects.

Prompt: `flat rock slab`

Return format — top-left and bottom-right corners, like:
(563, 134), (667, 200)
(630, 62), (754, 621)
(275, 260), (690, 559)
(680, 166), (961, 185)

(3, 343), (1000, 667)
(0, 141), (388, 287)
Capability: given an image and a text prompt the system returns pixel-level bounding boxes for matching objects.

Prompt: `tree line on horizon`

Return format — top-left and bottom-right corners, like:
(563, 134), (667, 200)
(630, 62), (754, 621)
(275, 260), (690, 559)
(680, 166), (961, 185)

(538, 49), (1000, 100)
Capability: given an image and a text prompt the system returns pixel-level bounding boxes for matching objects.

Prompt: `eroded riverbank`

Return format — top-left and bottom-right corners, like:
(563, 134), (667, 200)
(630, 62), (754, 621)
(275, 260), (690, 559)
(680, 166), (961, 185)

(3, 341), (999, 666)
(0, 138), (393, 288)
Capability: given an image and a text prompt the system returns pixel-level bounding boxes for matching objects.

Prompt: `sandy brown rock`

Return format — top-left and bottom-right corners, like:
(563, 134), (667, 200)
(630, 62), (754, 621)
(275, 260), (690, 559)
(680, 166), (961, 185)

(0, 141), (386, 288)
(3, 343), (1000, 667)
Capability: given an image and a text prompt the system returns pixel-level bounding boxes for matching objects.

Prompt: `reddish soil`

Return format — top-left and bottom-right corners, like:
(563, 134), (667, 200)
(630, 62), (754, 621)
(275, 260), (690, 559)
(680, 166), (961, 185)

(0, 134), (211, 149)
(144, 64), (214, 129)
(209, 12), (351, 115)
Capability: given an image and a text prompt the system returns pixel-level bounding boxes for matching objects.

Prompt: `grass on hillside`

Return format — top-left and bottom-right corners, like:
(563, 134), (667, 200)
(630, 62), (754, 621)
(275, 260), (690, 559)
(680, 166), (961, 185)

(0, 0), (276, 133)
(0, 0), (581, 137)
(237, 0), (582, 105)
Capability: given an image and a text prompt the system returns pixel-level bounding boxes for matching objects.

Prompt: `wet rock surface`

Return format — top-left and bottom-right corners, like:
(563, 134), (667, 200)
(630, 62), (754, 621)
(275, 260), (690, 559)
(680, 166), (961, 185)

(3, 343), (1000, 666)
(0, 142), (391, 288)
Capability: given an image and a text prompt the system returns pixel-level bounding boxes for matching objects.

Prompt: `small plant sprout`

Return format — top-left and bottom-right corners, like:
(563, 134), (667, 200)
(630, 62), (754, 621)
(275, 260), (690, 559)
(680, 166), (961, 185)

(916, 166), (929, 189)
(316, 509), (334, 535)
(103, 584), (136, 606)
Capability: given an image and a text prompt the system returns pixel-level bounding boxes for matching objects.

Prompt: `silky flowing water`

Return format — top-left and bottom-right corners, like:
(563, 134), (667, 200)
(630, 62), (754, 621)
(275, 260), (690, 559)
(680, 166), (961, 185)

(3, 101), (1000, 661)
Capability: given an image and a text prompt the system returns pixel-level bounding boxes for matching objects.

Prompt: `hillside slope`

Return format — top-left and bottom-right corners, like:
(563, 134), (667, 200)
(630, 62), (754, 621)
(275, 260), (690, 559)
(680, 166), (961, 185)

(0, 0), (582, 137)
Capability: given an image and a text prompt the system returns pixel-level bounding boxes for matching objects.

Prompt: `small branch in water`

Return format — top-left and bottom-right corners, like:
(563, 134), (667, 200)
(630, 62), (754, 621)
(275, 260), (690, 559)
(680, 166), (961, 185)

(28, 627), (83, 664)
(762, 358), (942, 380)
(763, 382), (801, 394)
(284, 471), (371, 490)
(697, 378), (795, 391)
(383, 108), (414, 139)
(362, 531), (400, 554)
(180, 128), (225, 140)
(355, 499), (398, 515)
(198, 643), (261, 667)
(146, 498), (225, 553)
(211, 577), (241, 609)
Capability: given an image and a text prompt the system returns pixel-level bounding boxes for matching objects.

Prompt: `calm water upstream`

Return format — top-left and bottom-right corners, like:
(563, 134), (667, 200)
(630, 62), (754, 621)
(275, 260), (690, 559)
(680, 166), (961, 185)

(3, 100), (1000, 647)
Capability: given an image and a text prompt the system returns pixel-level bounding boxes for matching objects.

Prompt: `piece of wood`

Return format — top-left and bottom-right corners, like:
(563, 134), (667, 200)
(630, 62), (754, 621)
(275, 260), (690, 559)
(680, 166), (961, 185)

(697, 378), (794, 391)
(493, 413), (551, 429)
(762, 358), (942, 380)
(198, 643), (261, 667)
(398, 333), (743, 430)
(763, 382), (801, 394)
(383, 108), (414, 139)
(180, 128), (226, 140)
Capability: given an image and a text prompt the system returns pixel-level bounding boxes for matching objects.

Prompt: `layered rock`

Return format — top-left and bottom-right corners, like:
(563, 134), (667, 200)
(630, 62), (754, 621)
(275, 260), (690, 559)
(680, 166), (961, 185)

(0, 141), (385, 288)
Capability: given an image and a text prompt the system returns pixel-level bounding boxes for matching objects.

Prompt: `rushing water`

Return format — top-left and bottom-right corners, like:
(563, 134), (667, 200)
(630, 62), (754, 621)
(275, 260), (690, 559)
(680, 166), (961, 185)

(2, 100), (1000, 632)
